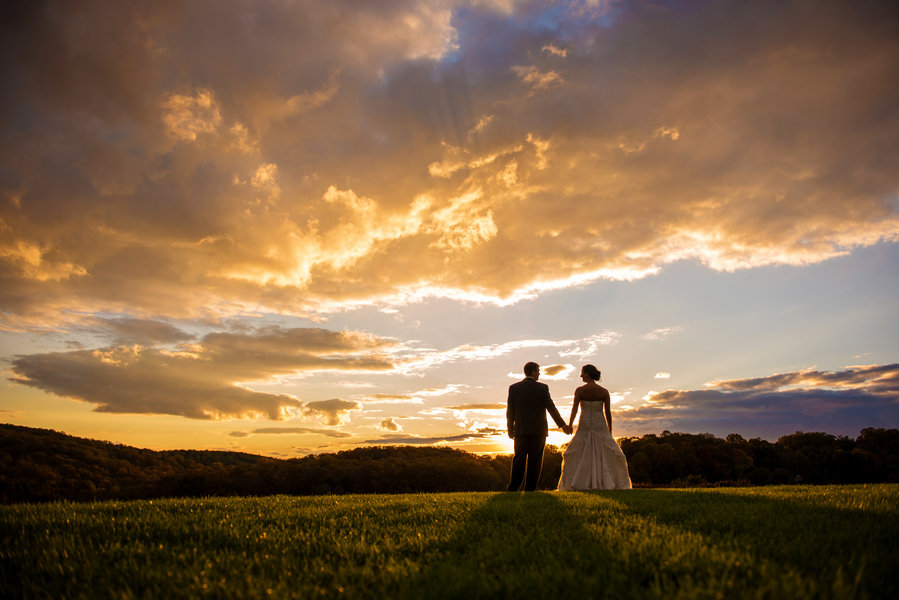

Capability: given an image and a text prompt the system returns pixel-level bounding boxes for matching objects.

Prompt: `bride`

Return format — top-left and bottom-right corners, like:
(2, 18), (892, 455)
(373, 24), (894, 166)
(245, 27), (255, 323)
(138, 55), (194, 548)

(558, 364), (632, 490)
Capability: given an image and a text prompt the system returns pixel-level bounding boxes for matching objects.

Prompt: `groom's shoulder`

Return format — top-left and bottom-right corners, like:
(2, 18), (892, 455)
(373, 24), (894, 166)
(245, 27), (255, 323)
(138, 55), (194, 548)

(509, 378), (532, 391)
(512, 378), (547, 390)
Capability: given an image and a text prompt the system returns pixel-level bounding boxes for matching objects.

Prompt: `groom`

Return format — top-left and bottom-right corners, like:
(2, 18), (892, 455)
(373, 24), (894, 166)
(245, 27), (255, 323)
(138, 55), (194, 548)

(507, 361), (572, 492)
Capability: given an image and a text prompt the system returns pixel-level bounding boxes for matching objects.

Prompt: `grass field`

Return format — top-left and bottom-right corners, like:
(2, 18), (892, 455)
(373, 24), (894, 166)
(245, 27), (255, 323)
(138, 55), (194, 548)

(2, 485), (897, 599)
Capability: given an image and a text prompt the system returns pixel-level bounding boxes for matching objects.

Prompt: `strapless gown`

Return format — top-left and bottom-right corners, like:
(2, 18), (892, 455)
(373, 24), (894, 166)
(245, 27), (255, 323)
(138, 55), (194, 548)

(558, 401), (632, 490)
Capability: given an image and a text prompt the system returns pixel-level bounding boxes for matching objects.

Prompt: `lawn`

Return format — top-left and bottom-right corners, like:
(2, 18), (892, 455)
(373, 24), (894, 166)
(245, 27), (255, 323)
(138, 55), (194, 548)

(2, 484), (896, 599)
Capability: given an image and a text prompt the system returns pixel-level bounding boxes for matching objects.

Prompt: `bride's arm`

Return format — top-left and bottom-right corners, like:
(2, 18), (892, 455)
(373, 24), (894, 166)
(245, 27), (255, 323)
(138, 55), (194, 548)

(604, 396), (612, 434)
(568, 389), (580, 428)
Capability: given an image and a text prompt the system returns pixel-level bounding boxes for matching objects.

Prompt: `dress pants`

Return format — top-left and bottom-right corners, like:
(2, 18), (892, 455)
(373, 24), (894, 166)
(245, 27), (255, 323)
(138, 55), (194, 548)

(508, 434), (546, 491)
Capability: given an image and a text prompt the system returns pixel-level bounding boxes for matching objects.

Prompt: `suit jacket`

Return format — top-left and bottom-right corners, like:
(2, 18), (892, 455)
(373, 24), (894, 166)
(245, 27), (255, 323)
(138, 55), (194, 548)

(507, 377), (567, 437)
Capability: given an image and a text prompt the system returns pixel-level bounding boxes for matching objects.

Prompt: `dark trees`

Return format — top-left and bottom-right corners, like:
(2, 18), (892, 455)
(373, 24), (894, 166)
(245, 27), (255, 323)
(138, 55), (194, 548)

(2, 424), (898, 503)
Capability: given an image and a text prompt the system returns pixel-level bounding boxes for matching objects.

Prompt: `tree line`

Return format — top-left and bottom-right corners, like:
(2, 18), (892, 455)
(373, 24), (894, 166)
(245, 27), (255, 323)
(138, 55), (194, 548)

(1, 424), (897, 503)
(620, 428), (899, 486)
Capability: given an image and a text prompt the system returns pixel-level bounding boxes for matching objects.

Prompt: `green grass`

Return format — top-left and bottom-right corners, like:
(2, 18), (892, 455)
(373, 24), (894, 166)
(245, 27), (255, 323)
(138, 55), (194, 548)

(2, 485), (896, 599)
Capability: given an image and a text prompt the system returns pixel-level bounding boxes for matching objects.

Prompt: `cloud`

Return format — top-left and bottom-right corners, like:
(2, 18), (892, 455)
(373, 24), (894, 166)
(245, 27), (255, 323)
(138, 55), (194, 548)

(610, 391), (631, 406)
(655, 372), (671, 379)
(403, 333), (617, 372)
(414, 384), (470, 396)
(641, 327), (683, 341)
(230, 427), (352, 438)
(162, 89), (222, 141)
(541, 364), (575, 380)
(444, 403), (505, 411)
(542, 44), (568, 58)
(303, 398), (361, 426)
(708, 364), (899, 393)
(542, 364), (567, 376)
(362, 393), (421, 405)
(379, 417), (401, 432)
(87, 318), (194, 345)
(360, 384), (468, 405)
(363, 427), (501, 445)
(9, 327), (395, 420)
(511, 65), (564, 91)
(1, 0), (897, 328)
(619, 364), (899, 438)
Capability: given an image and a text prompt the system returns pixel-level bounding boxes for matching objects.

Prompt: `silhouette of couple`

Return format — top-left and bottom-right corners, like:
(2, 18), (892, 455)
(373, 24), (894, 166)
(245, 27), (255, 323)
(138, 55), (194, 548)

(506, 361), (632, 491)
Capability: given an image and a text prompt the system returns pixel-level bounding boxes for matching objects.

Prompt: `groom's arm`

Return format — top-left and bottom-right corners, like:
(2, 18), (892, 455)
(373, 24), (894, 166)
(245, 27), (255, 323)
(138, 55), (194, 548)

(548, 404), (567, 429)
(543, 385), (567, 429)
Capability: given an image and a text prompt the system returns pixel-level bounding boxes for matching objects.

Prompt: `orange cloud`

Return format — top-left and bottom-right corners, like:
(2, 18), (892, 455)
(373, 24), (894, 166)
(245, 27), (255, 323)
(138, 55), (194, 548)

(230, 427), (352, 438)
(511, 65), (564, 90)
(162, 89), (222, 141)
(444, 403), (505, 411)
(303, 399), (361, 426)
(1, 0), (897, 329)
(9, 325), (396, 420)
(379, 417), (401, 432)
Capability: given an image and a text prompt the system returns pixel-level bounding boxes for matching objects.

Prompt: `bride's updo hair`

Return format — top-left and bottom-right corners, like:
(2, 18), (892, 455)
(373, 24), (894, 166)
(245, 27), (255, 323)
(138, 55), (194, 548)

(582, 364), (601, 381)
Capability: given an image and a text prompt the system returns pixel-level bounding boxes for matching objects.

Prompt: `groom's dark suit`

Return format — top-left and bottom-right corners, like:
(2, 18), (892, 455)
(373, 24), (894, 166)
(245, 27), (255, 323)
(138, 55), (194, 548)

(507, 377), (567, 491)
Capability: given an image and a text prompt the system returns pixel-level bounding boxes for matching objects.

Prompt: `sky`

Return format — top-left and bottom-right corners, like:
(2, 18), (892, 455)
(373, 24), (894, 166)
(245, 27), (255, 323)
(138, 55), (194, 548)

(1, 0), (898, 457)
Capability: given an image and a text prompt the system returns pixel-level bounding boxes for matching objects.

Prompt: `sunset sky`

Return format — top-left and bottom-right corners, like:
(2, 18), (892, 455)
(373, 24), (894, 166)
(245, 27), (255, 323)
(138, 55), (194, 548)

(2, 0), (898, 457)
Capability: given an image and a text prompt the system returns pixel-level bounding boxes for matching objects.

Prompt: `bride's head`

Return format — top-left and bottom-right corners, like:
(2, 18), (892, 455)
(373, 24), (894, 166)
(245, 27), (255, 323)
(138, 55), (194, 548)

(581, 364), (601, 381)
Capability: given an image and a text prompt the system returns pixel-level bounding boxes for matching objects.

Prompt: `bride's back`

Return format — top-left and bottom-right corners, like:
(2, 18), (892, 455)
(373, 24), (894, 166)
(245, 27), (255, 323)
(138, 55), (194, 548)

(577, 383), (609, 403)
(576, 384), (609, 430)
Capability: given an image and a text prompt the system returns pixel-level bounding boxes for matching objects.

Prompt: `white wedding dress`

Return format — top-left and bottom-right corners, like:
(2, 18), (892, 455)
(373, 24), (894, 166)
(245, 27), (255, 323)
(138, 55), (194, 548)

(558, 400), (632, 490)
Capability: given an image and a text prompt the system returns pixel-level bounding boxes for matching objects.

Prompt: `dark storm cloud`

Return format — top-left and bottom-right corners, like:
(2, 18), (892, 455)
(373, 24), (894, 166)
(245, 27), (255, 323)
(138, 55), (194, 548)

(621, 364), (899, 438)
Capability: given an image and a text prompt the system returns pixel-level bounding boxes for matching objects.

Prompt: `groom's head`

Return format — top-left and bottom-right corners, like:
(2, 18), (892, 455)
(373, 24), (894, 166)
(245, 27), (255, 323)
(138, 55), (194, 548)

(524, 362), (540, 379)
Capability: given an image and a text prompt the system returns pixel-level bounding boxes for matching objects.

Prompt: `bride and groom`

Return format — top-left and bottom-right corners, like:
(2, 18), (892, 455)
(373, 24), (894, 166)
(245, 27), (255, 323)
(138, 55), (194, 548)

(506, 361), (632, 491)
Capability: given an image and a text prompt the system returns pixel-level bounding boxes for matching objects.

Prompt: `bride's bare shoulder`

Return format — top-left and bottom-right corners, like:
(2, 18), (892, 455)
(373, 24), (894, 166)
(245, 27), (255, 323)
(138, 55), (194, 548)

(577, 383), (608, 401)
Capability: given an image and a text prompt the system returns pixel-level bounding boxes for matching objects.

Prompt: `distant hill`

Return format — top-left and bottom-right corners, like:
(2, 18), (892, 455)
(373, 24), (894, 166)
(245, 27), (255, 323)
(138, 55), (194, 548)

(0, 424), (522, 503)
(2, 424), (897, 503)
(0, 424), (275, 502)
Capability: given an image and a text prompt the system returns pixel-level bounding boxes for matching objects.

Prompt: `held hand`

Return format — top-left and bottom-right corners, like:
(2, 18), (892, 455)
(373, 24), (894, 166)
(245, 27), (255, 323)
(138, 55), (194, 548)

(563, 425), (573, 435)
